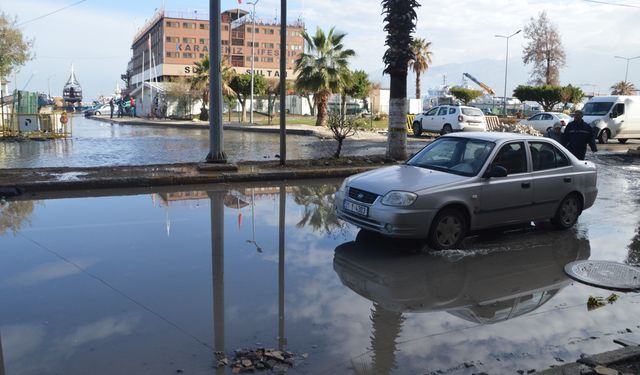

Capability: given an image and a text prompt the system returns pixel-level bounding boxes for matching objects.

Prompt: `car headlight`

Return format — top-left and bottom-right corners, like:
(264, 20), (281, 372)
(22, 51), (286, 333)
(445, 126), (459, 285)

(381, 191), (417, 206)
(338, 178), (349, 194)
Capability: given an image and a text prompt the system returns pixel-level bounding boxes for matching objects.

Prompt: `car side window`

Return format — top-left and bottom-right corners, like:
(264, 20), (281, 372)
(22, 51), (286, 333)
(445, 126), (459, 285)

(529, 142), (570, 171)
(541, 114), (553, 120)
(530, 114), (542, 121)
(449, 107), (456, 114)
(426, 108), (438, 116)
(437, 107), (449, 116)
(492, 142), (527, 174)
(613, 103), (624, 117)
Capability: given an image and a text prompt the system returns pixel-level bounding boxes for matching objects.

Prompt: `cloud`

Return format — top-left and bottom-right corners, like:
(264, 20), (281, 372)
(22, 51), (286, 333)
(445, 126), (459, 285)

(3, 258), (97, 287)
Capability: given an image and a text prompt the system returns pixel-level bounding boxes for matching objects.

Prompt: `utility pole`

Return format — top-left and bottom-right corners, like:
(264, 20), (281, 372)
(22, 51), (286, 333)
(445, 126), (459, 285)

(279, 0), (287, 165)
(614, 55), (640, 83)
(207, 0), (227, 162)
(495, 29), (521, 116)
(248, 0), (259, 124)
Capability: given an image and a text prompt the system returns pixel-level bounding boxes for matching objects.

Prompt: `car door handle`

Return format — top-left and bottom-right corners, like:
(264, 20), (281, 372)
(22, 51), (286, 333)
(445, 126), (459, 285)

(564, 177), (572, 183)
(521, 182), (531, 189)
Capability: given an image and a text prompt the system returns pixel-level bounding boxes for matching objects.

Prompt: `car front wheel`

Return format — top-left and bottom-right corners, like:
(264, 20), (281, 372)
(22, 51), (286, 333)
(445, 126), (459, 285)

(95, 111), (101, 116)
(598, 129), (609, 144)
(428, 208), (467, 250)
(551, 193), (581, 229)
(412, 121), (422, 137)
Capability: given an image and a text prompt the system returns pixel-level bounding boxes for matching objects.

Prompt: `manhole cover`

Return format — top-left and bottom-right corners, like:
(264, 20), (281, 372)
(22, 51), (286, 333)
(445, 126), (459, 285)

(564, 260), (640, 291)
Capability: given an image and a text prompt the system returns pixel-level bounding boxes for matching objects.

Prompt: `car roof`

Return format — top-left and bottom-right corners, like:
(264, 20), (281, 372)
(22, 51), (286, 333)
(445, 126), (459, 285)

(443, 132), (545, 142)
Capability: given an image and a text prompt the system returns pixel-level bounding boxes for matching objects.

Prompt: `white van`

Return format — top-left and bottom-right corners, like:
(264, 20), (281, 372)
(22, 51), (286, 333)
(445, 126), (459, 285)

(583, 95), (640, 144)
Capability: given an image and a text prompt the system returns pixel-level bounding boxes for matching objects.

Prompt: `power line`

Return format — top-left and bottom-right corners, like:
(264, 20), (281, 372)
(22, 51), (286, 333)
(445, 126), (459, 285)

(583, 0), (640, 9)
(17, 0), (88, 27)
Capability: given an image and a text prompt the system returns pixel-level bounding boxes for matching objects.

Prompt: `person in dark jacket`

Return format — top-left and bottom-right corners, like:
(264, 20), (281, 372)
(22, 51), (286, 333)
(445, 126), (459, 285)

(561, 110), (597, 160)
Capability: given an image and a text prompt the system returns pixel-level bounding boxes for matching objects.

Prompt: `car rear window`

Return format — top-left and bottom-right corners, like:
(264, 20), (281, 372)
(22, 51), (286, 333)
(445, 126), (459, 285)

(461, 107), (483, 116)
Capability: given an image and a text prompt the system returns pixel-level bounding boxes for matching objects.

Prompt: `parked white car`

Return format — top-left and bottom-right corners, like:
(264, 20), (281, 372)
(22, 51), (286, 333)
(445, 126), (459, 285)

(519, 112), (572, 133)
(412, 105), (487, 136)
(335, 132), (598, 249)
(583, 95), (640, 144)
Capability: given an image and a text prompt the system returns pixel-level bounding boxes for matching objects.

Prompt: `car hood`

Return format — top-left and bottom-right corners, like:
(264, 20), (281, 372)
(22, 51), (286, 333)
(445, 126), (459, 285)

(348, 165), (468, 195)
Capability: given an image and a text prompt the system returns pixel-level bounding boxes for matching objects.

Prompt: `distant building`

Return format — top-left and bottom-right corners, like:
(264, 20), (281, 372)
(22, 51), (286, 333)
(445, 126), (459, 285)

(127, 8), (305, 89)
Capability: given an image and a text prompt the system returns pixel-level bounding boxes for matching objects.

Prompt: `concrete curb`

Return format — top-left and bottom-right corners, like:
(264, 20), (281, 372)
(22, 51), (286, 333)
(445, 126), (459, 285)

(0, 163), (381, 194)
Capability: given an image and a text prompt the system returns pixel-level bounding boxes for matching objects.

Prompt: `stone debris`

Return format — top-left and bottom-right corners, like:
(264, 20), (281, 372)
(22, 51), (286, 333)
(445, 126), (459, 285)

(491, 122), (543, 136)
(224, 348), (299, 373)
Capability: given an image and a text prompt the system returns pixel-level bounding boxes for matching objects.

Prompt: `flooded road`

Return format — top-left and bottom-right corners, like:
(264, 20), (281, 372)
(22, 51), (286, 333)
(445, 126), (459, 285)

(0, 116), (425, 168)
(1, 155), (639, 374)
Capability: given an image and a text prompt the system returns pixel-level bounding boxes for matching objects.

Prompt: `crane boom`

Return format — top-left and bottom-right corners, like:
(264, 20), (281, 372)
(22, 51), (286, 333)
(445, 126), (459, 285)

(463, 73), (496, 96)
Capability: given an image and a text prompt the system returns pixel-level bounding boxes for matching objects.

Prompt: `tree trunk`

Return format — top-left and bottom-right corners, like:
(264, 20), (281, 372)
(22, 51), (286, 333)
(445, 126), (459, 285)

(315, 91), (329, 127)
(340, 92), (347, 120)
(305, 94), (315, 116)
(239, 97), (247, 123)
(386, 71), (408, 160)
(415, 71), (421, 100)
(334, 138), (343, 158)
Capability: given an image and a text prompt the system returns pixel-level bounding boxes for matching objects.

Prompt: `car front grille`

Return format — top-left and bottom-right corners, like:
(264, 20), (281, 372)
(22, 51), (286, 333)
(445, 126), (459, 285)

(348, 187), (378, 204)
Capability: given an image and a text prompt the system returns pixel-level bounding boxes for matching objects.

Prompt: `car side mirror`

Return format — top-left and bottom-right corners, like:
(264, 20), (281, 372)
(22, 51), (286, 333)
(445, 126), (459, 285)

(484, 165), (508, 178)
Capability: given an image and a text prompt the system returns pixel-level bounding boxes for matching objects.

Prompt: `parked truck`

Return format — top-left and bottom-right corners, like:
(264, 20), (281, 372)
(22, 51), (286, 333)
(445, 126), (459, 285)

(583, 95), (640, 144)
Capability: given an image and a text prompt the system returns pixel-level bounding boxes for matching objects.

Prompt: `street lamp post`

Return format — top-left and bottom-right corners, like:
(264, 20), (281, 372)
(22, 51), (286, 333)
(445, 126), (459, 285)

(495, 29), (521, 117)
(614, 55), (640, 83)
(248, 0), (259, 124)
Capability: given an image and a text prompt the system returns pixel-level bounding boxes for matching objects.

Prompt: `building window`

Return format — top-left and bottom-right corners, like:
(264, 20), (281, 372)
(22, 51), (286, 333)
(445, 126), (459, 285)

(221, 40), (229, 45)
(166, 52), (179, 58)
(182, 37), (196, 44)
(183, 22), (196, 29)
(262, 42), (274, 48)
(232, 39), (244, 46)
(183, 52), (195, 59)
(199, 23), (209, 30)
(223, 25), (229, 31)
(291, 31), (301, 37)
(200, 53), (206, 58)
(262, 57), (274, 63)
(246, 41), (258, 47)
(166, 36), (179, 43)
(166, 21), (180, 28)
(265, 28), (274, 35)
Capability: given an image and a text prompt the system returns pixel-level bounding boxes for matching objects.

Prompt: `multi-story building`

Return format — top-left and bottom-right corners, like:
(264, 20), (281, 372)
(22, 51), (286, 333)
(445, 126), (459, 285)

(128, 8), (305, 88)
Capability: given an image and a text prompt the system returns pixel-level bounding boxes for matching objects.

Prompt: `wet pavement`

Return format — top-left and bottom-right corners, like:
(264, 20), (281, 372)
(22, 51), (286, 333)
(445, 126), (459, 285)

(0, 155), (640, 374)
(0, 116), (427, 169)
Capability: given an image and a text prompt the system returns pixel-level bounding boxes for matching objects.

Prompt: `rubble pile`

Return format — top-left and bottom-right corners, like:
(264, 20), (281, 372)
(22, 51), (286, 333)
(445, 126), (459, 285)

(217, 348), (301, 373)
(492, 122), (543, 136)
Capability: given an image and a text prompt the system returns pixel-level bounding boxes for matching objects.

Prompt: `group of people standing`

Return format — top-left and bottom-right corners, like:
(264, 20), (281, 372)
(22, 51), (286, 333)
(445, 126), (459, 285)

(109, 96), (136, 119)
(544, 109), (597, 160)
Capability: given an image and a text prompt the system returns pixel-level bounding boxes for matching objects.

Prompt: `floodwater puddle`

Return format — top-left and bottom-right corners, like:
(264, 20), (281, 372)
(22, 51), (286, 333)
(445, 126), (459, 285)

(1, 155), (640, 374)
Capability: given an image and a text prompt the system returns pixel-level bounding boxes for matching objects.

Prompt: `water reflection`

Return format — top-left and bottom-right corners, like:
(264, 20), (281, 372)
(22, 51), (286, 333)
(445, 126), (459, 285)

(0, 201), (39, 236)
(292, 185), (344, 236)
(334, 229), (590, 373)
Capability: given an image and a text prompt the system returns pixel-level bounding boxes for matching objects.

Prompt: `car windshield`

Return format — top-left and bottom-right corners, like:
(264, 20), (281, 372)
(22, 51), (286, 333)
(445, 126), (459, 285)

(557, 113), (572, 120)
(582, 102), (614, 116)
(406, 137), (495, 176)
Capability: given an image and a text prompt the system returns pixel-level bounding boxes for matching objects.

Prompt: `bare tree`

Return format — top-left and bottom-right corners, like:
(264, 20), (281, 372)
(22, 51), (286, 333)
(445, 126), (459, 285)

(327, 112), (357, 158)
(522, 11), (566, 86)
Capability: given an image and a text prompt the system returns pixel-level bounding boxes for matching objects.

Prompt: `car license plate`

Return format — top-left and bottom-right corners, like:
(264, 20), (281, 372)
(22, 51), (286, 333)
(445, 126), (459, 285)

(343, 200), (368, 216)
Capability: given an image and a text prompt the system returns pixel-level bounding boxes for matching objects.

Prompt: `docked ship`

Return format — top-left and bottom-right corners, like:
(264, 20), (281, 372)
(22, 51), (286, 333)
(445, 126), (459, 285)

(62, 64), (82, 104)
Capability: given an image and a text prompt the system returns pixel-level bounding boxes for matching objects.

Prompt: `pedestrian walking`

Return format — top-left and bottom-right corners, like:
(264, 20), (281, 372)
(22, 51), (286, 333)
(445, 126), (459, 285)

(561, 110), (597, 160)
(109, 98), (114, 119)
(130, 96), (136, 117)
(117, 98), (124, 118)
(545, 121), (563, 142)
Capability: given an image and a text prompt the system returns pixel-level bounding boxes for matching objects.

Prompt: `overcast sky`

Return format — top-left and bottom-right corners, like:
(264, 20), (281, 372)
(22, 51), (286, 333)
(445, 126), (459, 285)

(3, 0), (640, 100)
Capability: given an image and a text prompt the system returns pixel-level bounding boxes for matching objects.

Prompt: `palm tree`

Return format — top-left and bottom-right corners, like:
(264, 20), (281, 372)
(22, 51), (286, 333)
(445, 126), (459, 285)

(294, 27), (355, 127)
(382, 0), (420, 160)
(409, 38), (432, 100)
(188, 54), (235, 119)
(611, 81), (637, 95)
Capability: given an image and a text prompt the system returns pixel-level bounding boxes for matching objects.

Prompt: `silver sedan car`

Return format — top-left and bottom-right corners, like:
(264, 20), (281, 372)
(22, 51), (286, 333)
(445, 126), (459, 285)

(335, 132), (598, 249)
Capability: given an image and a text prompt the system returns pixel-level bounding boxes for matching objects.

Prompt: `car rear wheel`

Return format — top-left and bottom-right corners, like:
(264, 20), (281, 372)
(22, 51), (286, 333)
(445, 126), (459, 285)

(598, 129), (609, 144)
(428, 208), (467, 250)
(618, 138), (628, 144)
(440, 124), (453, 135)
(95, 111), (101, 116)
(551, 193), (581, 229)
(412, 121), (422, 137)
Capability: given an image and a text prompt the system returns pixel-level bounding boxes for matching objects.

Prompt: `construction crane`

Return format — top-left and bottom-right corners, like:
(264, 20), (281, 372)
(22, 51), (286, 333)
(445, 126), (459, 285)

(463, 73), (496, 96)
